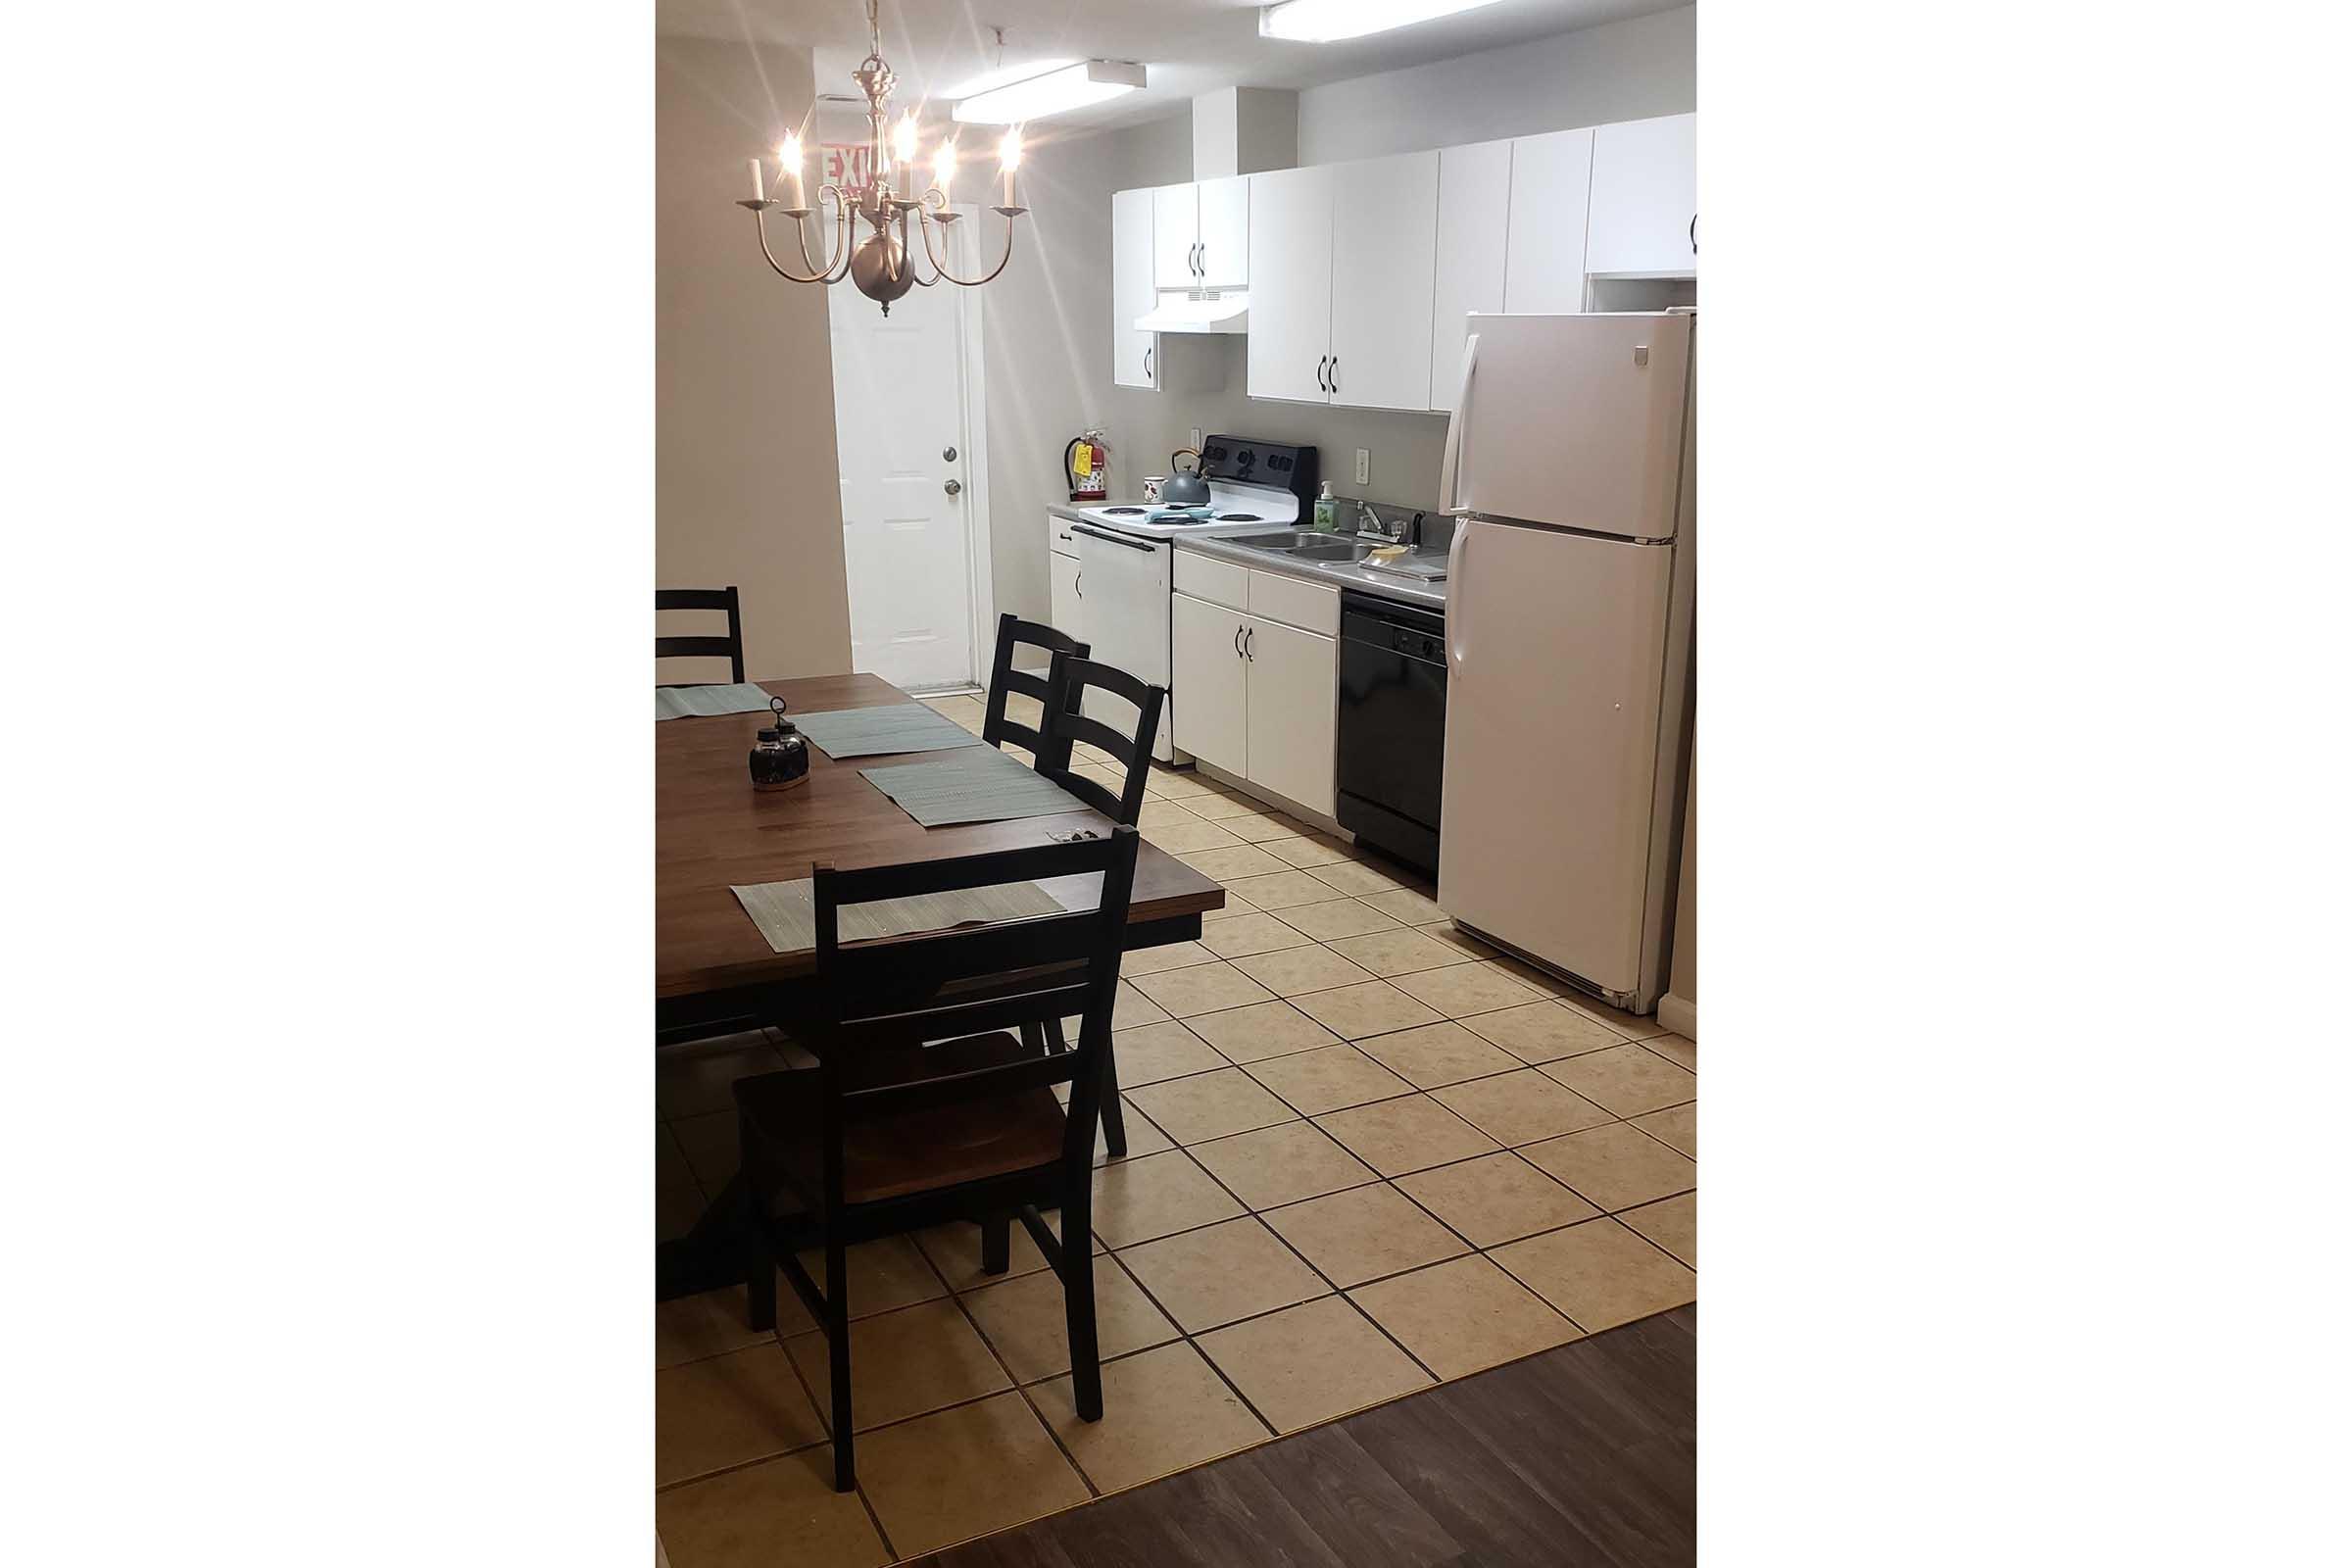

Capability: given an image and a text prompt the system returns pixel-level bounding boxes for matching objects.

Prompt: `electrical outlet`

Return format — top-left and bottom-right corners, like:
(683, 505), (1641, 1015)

(1353, 448), (1370, 486)
(1190, 427), (1202, 451)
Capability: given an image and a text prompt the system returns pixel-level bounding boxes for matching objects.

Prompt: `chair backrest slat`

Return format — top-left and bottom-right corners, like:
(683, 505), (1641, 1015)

(656, 585), (746, 686)
(984, 613), (1088, 758)
(1033, 655), (1165, 828)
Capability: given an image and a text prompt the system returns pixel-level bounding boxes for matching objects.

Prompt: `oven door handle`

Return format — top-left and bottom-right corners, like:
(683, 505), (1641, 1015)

(1069, 522), (1160, 554)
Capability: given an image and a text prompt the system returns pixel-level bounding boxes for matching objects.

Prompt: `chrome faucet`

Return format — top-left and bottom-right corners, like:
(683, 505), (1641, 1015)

(1356, 501), (1423, 547)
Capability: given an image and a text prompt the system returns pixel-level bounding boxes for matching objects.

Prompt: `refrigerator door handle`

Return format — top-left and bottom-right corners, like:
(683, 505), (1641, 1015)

(1446, 522), (1470, 678)
(1437, 332), (1479, 515)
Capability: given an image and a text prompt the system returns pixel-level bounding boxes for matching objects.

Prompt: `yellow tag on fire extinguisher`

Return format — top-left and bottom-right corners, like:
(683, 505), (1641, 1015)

(1074, 444), (1093, 477)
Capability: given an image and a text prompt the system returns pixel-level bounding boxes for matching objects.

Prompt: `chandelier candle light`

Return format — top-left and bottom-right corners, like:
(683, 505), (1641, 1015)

(738, 0), (1028, 314)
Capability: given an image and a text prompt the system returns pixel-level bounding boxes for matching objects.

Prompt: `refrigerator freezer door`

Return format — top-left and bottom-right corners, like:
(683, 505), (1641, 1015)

(1450, 312), (1690, 542)
(1439, 517), (1675, 1000)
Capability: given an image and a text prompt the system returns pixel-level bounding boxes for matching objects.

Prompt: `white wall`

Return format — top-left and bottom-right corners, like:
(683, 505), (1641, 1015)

(1297, 5), (1695, 164)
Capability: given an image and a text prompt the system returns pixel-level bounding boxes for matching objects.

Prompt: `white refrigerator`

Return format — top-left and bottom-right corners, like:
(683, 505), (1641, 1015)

(1436, 312), (1694, 1013)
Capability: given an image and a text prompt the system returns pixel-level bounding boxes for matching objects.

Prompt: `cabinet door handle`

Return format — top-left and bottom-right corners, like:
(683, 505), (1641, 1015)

(1690, 214), (1697, 254)
(1075, 573), (1083, 598)
(1243, 625), (1254, 662)
(1329, 358), (1339, 396)
(1145, 344), (1153, 381)
(1233, 625), (1244, 658)
(1315, 355), (1328, 392)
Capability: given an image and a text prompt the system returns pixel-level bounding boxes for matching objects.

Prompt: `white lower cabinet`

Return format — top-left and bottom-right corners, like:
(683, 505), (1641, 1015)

(1170, 591), (1249, 775)
(1049, 549), (1084, 644)
(1170, 556), (1339, 817)
(1241, 616), (1337, 816)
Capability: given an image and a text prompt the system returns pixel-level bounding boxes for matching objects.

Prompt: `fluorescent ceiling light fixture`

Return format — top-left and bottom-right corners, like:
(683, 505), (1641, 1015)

(952, 60), (1145, 123)
(942, 58), (1077, 101)
(1259, 0), (1503, 44)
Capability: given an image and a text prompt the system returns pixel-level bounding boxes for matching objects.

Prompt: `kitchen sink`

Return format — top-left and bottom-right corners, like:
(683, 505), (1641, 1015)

(1228, 531), (1369, 563)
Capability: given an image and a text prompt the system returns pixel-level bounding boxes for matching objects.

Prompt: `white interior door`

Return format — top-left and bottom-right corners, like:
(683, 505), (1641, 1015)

(829, 237), (976, 693)
(1328, 151), (1440, 412)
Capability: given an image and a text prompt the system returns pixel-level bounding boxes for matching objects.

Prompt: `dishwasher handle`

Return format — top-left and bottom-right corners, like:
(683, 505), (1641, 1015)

(1069, 522), (1159, 554)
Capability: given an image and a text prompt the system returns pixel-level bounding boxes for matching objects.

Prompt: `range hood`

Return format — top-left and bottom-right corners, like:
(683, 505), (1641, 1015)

(1134, 293), (1249, 334)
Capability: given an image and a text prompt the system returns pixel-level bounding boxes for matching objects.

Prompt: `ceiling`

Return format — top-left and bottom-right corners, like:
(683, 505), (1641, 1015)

(656, 0), (1682, 132)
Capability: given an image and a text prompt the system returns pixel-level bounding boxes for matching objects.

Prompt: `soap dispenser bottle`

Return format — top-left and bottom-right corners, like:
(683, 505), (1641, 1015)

(1312, 480), (1338, 533)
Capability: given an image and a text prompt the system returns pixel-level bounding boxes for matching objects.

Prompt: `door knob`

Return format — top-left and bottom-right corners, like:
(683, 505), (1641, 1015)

(944, 478), (962, 496)
(942, 445), (957, 462)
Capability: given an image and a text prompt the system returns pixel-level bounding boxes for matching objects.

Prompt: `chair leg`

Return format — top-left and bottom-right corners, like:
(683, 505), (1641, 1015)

(1063, 1188), (1102, 1422)
(825, 1230), (855, 1491)
(739, 1112), (775, 1332)
(1099, 1040), (1128, 1158)
(981, 1211), (1011, 1275)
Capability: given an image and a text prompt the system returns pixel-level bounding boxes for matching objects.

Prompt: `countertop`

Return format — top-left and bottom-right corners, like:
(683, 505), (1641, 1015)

(1174, 532), (1449, 611)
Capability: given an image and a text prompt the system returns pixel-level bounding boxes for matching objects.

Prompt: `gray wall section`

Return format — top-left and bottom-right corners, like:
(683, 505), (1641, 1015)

(1296, 6), (1695, 165)
(657, 37), (853, 679)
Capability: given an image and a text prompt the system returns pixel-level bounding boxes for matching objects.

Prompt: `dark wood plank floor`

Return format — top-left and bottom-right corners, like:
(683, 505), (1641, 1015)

(904, 1305), (1695, 1568)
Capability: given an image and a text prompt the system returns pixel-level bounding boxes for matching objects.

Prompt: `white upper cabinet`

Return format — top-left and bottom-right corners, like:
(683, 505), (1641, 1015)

(1112, 186), (1157, 388)
(1328, 151), (1440, 414)
(1152, 183), (1199, 290)
(1503, 125), (1594, 314)
(1429, 138), (1512, 413)
(1196, 175), (1249, 290)
(1247, 164), (1335, 405)
(1586, 112), (1696, 276)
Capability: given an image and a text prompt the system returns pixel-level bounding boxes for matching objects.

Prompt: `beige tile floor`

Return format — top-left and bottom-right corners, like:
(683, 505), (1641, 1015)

(657, 701), (1696, 1568)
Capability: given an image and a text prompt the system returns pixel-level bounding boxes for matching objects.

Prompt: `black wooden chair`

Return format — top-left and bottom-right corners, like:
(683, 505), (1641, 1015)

(733, 825), (1140, 1492)
(1020, 654), (1168, 1158)
(981, 612), (1087, 757)
(1036, 654), (1165, 833)
(656, 586), (746, 686)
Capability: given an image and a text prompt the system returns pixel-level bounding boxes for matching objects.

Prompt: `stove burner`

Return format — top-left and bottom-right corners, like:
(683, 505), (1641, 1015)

(1100, 506), (1148, 515)
(1218, 513), (1262, 522)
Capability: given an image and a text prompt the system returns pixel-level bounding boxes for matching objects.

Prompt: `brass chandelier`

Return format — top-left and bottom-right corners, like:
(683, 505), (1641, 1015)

(738, 0), (1028, 315)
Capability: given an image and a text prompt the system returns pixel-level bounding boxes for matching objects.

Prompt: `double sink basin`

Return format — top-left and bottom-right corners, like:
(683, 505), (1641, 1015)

(1226, 529), (1449, 580)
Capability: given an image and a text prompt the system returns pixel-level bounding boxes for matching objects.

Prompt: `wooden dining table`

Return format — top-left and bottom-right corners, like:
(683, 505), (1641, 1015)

(657, 671), (1224, 1298)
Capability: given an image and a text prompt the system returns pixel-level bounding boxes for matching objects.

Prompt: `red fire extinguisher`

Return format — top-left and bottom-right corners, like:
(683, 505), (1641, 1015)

(1064, 429), (1109, 503)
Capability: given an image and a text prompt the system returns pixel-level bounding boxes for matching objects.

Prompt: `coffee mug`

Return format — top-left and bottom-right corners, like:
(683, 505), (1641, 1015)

(1142, 475), (1166, 503)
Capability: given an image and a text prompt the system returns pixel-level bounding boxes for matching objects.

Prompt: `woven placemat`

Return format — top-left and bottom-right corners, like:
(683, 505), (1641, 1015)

(787, 703), (987, 759)
(730, 876), (1068, 955)
(858, 745), (1089, 828)
(655, 683), (775, 721)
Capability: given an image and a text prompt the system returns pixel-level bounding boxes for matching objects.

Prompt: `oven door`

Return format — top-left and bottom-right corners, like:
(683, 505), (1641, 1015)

(1071, 524), (1174, 761)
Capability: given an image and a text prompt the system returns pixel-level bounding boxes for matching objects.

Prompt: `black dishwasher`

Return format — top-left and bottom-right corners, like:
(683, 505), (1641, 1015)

(1336, 592), (1447, 875)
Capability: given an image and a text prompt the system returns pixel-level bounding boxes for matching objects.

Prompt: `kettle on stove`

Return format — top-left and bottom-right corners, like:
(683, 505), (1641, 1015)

(1161, 447), (1211, 508)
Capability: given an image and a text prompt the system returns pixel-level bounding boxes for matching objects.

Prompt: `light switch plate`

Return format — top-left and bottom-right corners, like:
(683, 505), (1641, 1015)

(1354, 448), (1370, 485)
(1190, 427), (1202, 450)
